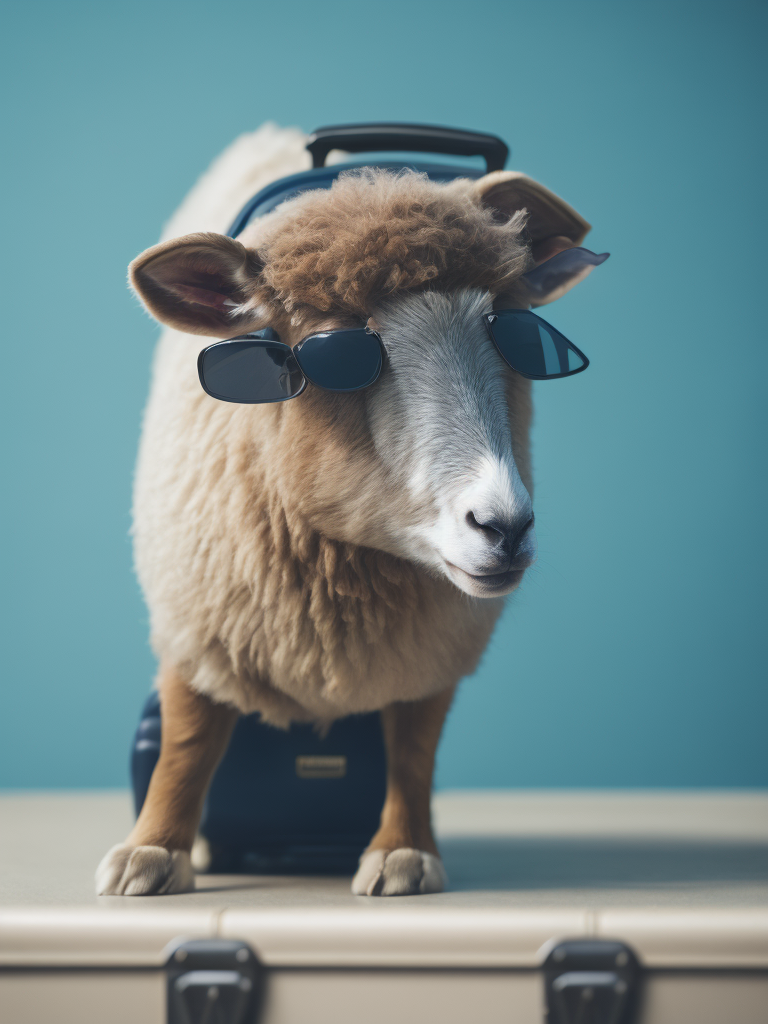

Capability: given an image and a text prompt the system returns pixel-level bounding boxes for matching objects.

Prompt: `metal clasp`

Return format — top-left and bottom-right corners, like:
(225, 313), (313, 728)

(543, 939), (640, 1024)
(165, 938), (263, 1024)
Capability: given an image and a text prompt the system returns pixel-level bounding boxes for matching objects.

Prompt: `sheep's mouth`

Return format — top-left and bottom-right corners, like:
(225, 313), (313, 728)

(444, 562), (525, 596)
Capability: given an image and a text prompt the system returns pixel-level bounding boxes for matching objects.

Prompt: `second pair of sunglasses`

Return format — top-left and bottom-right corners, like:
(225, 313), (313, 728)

(198, 310), (589, 405)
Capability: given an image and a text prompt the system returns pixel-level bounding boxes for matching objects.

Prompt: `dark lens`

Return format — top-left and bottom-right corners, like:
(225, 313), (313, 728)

(199, 339), (305, 403)
(487, 311), (587, 378)
(294, 329), (382, 391)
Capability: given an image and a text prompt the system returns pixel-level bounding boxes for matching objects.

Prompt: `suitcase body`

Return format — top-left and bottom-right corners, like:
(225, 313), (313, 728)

(2, 789), (767, 1024)
(131, 692), (386, 874)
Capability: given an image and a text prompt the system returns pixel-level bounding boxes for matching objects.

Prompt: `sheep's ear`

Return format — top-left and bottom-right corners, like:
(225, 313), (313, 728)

(522, 247), (610, 307)
(474, 171), (608, 306)
(129, 232), (266, 337)
(474, 170), (591, 255)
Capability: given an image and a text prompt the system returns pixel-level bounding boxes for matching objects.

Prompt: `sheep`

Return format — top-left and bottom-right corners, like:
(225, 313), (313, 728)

(96, 123), (605, 897)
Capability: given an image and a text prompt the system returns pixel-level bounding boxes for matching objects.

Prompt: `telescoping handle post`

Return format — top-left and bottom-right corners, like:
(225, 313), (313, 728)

(306, 122), (509, 173)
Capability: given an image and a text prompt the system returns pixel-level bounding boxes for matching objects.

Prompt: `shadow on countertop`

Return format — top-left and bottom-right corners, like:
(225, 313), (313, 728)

(439, 836), (768, 891)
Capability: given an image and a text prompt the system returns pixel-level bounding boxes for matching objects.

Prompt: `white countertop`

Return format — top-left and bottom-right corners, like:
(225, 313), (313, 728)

(1, 790), (766, 968)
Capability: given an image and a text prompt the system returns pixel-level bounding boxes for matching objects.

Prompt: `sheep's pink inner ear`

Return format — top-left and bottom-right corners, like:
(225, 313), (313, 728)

(169, 282), (241, 312)
(129, 231), (265, 337)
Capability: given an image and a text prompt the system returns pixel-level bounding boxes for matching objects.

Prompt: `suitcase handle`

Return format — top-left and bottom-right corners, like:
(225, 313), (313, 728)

(306, 122), (508, 173)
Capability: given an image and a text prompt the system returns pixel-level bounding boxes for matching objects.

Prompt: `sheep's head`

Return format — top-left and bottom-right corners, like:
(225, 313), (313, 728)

(130, 169), (605, 598)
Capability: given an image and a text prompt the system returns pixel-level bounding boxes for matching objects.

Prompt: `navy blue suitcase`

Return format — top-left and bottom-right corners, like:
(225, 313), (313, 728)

(131, 691), (387, 874)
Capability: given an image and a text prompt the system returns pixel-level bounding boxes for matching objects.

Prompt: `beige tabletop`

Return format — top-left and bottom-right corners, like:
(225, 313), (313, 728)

(1, 790), (767, 969)
(2, 789), (767, 909)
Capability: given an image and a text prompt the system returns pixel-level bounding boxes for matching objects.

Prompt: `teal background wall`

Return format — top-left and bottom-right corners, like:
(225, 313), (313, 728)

(1, 0), (765, 789)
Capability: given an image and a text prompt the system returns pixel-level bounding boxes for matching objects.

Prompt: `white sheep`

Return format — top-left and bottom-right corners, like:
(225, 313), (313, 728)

(96, 123), (605, 897)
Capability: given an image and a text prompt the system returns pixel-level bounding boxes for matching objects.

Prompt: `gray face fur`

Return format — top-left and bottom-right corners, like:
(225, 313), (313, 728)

(367, 289), (537, 598)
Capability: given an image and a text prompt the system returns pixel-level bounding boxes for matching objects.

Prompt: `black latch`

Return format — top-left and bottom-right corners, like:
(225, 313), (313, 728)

(165, 938), (264, 1024)
(543, 939), (641, 1024)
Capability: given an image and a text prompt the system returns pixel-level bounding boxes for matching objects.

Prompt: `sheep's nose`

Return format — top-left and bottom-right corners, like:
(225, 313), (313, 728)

(466, 510), (535, 565)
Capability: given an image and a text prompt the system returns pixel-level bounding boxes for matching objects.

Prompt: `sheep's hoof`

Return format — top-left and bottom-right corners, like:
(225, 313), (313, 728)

(95, 844), (194, 896)
(351, 848), (447, 896)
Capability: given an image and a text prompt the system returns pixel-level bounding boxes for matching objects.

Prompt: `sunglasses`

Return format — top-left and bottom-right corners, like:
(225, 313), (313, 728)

(197, 310), (588, 404)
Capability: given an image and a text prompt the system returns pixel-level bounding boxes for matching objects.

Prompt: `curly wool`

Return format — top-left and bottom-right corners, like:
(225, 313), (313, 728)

(250, 168), (531, 323)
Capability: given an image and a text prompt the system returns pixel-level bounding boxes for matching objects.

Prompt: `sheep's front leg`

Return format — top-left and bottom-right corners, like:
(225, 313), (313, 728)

(352, 686), (455, 897)
(96, 663), (237, 895)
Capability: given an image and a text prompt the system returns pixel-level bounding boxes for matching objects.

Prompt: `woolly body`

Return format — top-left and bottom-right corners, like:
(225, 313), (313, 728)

(133, 125), (552, 726)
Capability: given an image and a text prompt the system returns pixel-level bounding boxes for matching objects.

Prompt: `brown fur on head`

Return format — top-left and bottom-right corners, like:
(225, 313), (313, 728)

(247, 169), (531, 328)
